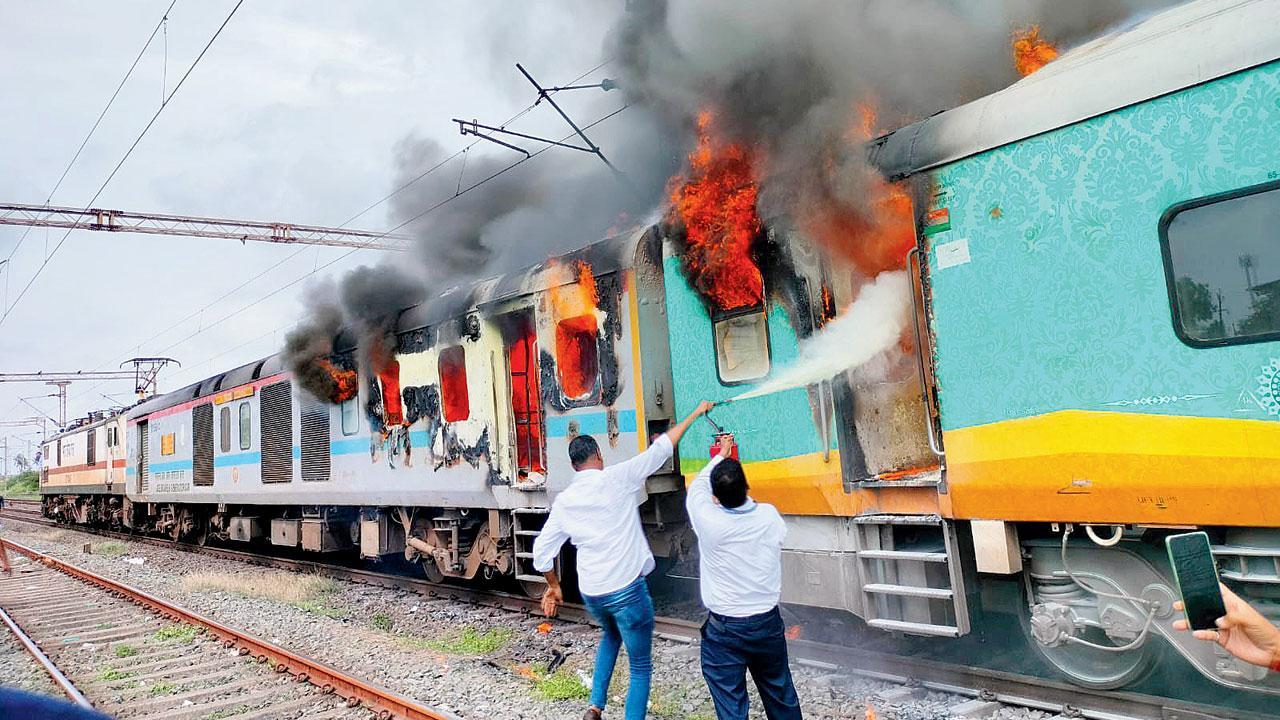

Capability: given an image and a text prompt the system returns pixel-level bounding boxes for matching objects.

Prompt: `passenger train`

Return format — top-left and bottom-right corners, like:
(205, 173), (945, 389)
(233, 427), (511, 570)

(37, 1), (1280, 711)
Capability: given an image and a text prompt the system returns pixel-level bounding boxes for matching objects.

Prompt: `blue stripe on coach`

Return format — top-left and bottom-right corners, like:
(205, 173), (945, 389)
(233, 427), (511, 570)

(545, 410), (637, 438)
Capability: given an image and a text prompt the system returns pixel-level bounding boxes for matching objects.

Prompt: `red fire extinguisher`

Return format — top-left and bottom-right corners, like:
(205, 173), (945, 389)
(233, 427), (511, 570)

(703, 409), (739, 461)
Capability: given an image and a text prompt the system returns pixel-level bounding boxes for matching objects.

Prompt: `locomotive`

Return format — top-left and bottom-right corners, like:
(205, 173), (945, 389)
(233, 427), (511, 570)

(39, 0), (1280, 710)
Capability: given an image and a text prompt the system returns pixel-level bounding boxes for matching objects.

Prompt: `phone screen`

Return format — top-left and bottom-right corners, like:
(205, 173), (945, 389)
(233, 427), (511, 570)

(1166, 532), (1228, 631)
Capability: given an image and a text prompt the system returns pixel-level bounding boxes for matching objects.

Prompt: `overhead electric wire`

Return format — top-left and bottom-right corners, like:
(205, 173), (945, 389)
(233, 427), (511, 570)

(1, 0), (180, 303)
(0, 0), (246, 331)
(74, 59), (618, 395)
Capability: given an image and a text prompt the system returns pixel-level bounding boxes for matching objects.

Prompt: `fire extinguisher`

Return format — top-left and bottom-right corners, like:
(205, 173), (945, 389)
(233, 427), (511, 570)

(702, 407), (739, 461)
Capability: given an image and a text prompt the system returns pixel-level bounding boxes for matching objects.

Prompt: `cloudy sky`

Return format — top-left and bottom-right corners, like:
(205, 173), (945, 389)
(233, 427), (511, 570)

(0, 0), (623, 455)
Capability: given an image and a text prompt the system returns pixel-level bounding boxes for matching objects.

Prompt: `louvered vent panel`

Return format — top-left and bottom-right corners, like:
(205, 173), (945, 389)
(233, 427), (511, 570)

(300, 395), (331, 482)
(139, 423), (150, 494)
(87, 428), (97, 466)
(192, 403), (214, 486)
(261, 381), (294, 483)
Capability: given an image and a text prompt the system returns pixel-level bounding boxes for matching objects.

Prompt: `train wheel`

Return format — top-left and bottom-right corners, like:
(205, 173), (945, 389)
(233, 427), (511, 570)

(1020, 590), (1155, 689)
(420, 559), (445, 584)
(519, 579), (549, 599)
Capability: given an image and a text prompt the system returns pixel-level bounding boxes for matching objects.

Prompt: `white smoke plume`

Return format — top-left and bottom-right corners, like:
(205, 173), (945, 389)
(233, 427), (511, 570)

(731, 271), (911, 402)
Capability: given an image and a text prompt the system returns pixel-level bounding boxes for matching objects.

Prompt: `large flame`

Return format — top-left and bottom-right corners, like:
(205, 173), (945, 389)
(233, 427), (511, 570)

(316, 358), (357, 403)
(1013, 26), (1058, 76)
(667, 110), (765, 312)
(799, 102), (916, 277)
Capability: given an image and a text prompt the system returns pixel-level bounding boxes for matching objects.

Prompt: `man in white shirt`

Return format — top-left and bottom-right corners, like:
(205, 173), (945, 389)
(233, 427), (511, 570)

(688, 434), (802, 720)
(534, 400), (713, 720)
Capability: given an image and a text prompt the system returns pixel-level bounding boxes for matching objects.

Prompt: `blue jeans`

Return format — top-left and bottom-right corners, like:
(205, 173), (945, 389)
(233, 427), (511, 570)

(580, 577), (654, 720)
(701, 607), (802, 720)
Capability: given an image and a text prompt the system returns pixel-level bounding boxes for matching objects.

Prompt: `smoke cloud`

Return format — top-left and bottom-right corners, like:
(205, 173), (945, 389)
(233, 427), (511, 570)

(283, 0), (1174, 398)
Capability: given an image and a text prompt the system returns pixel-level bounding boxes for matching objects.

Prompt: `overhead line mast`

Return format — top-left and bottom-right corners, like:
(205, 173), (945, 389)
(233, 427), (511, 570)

(0, 357), (179, 427)
(0, 204), (408, 251)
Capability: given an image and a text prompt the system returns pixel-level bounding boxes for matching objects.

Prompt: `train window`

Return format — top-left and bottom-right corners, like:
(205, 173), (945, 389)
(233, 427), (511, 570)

(87, 428), (96, 466)
(439, 345), (470, 422)
(220, 407), (232, 452)
(238, 402), (251, 450)
(556, 315), (599, 400)
(1162, 181), (1280, 347)
(713, 309), (772, 384)
(160, 433), (176, 456)
(340, 395), (359, 435)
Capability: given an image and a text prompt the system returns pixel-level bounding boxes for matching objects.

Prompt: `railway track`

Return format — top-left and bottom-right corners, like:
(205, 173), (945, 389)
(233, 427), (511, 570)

(0, 508), (1266, 720)
(0, 537), (459, 720)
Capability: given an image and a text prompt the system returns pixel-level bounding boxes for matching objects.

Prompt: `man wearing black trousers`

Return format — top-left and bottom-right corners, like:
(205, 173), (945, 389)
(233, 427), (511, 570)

(687, 433), (802, 720)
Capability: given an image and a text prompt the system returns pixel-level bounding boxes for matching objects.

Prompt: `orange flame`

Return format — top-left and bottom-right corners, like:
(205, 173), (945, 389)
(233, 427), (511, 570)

(1013, 26), (1058, 76)
(798, 101), (916, 277)
(784, 624), (803, 640)
(549, 260), (601, 400)
(536, 622), (552, 634)
(865, 703), (878, 720)
(667, 110), (765, 311)
(316, 358), (357, 403)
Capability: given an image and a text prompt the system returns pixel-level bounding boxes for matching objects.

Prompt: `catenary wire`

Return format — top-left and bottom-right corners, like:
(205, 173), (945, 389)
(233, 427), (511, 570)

(0, 0), (246, 331)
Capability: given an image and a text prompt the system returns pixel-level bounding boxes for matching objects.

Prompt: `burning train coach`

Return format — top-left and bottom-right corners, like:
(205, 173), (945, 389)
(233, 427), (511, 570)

(37, 1), (1280, 711)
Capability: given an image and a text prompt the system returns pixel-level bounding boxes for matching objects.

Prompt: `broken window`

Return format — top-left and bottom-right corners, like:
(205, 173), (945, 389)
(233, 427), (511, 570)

(507, 314), (545, 476)
(439, 345), (470, 422)
(556, 315), (599, 400)
(713, 309), (771, 384)
(220, 407), (232, 453)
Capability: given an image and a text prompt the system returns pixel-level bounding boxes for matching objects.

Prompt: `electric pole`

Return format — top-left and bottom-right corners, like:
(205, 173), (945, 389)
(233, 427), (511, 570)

(0, 357), (178, 426)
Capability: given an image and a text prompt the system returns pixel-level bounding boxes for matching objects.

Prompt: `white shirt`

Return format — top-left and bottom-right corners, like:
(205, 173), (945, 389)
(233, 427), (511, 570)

(532, 434), (673, 597)
(686, 455), (787, 617)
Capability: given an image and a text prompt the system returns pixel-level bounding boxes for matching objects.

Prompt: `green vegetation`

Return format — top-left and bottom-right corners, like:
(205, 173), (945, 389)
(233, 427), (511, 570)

(426, 627), (513, 655)
(152, 624), (200, 643)
(294, 600), (345, 619)
(97, 668), (136, 682)
(149, 681), (176, 696)
(113, 644), (138, 658)
(93, 541), (129, 556)
(533, 667), (590, 701)
(371, 612), (393, 631)
(201, 705), (251, 720)
(1, 470), (39, 499)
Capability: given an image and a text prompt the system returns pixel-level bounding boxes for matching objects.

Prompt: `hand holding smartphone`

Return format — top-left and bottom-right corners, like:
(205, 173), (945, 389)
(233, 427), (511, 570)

(1166, 531), (1227, 631)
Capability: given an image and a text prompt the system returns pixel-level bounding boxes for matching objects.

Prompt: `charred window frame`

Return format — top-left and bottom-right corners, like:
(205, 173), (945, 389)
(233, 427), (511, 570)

(1160, 179), (1280, 348)
(439, 345), (470, 422)
(220, 407), (232, 452)
(711, 305), (772, 385)
(554, 316), (601, 405)
(238, 402), (251, 450)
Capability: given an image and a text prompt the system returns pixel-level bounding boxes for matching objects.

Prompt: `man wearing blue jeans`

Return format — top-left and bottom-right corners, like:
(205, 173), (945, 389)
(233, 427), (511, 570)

(534, 401), (713, 720)
(688, 434), (802, 720)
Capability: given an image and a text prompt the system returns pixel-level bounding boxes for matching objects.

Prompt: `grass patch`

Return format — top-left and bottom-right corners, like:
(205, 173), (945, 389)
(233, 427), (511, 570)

(93, 541), (128, 556)
(426, 627), (513, 655)
(95, 622), (114, 630)
(371, 613), (392, 631)
(533, 667), (590, 701)
(97, 668), (136, 682)
(181, 570), (344, 618)
(152, 624), (200, 643)
(149, 681), (176, 696)
(113, 644), (138, 658)
(201, 705), (250, 720)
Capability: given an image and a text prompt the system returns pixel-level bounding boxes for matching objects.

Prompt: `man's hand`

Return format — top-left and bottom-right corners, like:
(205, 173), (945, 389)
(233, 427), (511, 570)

(541, 585), (563, 618)
(694, 400), (715, 417)
(1173, 584), (1280, 669)
(716, 433), (736, 458)
(666, 401), (717, 446)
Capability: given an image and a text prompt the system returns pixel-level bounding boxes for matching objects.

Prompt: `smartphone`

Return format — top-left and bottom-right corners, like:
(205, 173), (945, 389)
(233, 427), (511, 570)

(1166, 531), (1228, 631)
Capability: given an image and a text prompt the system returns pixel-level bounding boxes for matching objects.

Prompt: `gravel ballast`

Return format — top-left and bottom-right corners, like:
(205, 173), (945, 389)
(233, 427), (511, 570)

(1, 520), (1043, 719)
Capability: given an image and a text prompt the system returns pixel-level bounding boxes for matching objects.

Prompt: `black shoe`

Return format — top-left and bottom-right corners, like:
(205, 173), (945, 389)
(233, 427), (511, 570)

(583, 707), (602, 720)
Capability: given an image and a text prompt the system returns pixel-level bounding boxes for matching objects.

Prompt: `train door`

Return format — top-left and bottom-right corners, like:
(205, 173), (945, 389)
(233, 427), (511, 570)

(504, 310), (546, 482)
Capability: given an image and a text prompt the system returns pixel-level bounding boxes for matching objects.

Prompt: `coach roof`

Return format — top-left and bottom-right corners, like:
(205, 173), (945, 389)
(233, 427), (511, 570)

(871, 0), (1280, 179)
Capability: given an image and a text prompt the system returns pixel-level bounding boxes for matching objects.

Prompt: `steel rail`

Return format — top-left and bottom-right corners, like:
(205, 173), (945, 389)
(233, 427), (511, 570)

(0, 602), (94, 709)
(0, 510), (1265, 720)
(0, 537), (460, 720)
